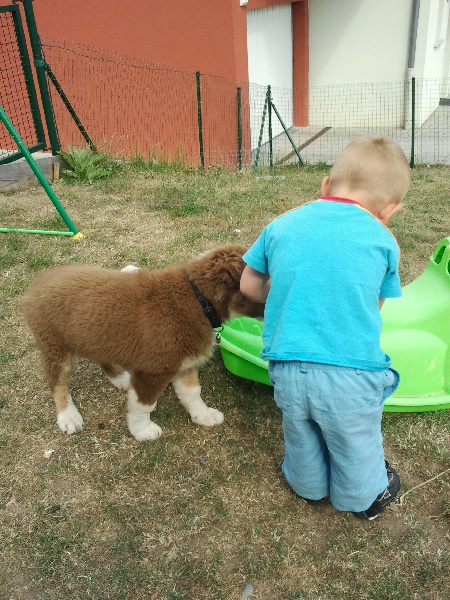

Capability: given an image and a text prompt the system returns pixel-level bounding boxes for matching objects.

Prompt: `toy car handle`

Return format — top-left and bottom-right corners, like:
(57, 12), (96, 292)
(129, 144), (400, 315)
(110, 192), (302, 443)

(431, 236), (450, 276)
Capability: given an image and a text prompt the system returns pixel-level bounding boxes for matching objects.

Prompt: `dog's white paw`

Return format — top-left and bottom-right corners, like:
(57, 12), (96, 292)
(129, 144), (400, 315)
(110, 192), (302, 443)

(108, 371), (131, 391)
(126, 390), (161, 441)
(57, 402), (84, 434)
(128, 419), (163, 442)
(191, 407), (224, 427)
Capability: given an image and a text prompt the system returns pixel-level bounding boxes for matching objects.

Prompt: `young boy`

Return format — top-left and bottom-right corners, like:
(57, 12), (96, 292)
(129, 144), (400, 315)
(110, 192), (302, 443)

(240, 136), (411, 520)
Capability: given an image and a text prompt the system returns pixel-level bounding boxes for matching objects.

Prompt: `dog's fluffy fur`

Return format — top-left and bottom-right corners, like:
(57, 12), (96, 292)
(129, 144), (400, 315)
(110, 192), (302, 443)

(22, 244), (264, 441)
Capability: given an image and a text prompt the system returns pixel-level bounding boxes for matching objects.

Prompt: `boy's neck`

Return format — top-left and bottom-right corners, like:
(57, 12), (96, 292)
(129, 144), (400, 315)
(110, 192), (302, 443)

(321, 176), (401, 224)
(321, 177), (379, 217)
(327, 187), (384, 218)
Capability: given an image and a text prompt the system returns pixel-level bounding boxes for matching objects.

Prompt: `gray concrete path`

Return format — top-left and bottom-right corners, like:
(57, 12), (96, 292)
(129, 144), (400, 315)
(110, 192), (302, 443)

(256, 104), (450, 167)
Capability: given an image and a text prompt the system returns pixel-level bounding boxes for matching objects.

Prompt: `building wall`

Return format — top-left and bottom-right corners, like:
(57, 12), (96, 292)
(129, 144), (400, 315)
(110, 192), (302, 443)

(308, 0), (412, 87)
(30, 0), (309, 123)
(245, 0), (308, 129)
(412, 0), (450, 125)
(30, 0), (249, 82)
(414, 0), (450, 80)
(307, 0), (449, 86)
(3, 0), (447, 158)
(0, 0), (256, 164)
(308, 0), (450, 128)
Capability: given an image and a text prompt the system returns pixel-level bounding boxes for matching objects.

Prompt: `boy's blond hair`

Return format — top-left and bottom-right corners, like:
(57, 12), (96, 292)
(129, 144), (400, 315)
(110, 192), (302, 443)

(329, 136), (411, 204)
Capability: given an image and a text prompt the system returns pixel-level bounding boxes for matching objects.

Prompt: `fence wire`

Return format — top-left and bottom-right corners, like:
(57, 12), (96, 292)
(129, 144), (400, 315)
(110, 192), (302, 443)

(39, 37), (450, 168)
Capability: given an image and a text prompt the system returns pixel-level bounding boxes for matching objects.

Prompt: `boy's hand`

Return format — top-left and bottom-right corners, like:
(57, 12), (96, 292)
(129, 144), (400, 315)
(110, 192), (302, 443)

(378, 202), (404, 226)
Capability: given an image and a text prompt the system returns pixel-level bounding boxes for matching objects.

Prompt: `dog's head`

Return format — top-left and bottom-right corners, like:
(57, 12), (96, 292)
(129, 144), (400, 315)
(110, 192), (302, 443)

(189, 244), (265, 322)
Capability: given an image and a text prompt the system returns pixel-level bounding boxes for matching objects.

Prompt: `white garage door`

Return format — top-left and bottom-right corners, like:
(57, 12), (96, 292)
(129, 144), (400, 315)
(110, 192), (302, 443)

(247, 4), (293, 147)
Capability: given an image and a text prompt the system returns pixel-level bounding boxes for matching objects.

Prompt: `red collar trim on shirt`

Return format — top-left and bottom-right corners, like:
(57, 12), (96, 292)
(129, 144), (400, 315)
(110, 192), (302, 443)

(321, 196), (362, 206)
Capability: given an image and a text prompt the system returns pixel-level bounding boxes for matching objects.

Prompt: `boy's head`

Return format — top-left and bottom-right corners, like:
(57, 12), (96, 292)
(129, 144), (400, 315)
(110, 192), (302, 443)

(327, 136), (411, 207)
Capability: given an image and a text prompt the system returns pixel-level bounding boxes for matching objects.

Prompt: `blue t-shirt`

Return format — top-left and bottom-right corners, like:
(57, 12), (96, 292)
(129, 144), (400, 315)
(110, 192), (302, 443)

(243, 198), (402, 371)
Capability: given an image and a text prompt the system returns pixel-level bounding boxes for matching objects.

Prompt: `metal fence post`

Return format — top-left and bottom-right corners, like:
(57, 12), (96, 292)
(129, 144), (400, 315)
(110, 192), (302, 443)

(410, 77), (416, 168)
(237, 87), (242, 171)
(45, 63), (96, 152)
(10, 4), (46, 150)
(270, 101), (305, 167)
(19, 0), (61, 154)
(254, 87), (270, 170)
(196, 71), (205, 168)
(268, 85), (273, 167)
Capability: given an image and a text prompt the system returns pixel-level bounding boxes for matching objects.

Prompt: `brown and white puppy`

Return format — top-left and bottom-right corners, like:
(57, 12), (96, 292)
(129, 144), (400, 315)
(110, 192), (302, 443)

(22, 244), (264, 441)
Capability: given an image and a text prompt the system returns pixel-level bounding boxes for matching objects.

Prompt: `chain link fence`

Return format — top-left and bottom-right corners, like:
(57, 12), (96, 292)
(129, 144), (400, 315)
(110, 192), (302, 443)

(38, 37), (450, 168)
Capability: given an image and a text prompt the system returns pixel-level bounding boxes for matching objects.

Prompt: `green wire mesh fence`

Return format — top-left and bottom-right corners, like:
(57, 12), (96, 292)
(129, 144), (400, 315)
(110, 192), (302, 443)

(41, 36), (449, 168)
(2, 28), (449, 170)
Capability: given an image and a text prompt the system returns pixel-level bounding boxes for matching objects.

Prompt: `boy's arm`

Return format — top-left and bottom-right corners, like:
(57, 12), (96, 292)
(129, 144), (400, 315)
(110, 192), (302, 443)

(379, 298), (385, 310)
(240, 265), (271, 304)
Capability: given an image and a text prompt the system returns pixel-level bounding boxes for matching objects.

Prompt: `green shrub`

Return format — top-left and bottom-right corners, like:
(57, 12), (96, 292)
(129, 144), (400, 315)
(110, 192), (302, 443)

(59, 146), (120, 184)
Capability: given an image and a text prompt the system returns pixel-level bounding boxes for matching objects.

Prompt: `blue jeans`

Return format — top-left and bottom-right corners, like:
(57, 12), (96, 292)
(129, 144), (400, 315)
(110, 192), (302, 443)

(268, 361), (400, 512)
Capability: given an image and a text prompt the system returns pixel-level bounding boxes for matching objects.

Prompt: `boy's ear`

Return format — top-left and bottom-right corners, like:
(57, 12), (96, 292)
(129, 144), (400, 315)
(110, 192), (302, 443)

(378, 200), (404, 226)
(321, 176), (331, 197)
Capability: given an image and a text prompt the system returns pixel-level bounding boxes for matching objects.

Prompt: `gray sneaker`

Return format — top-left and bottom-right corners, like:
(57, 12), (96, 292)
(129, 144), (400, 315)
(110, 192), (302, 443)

(353, 461), (400, 520)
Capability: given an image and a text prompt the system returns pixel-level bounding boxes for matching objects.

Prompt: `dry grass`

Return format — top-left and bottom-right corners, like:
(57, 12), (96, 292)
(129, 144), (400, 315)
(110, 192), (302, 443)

(1, 162), (449, 600)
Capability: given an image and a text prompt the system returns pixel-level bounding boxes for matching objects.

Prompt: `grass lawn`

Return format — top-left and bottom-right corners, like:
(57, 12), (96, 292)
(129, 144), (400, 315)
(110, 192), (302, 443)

(1, 161), (449, 599)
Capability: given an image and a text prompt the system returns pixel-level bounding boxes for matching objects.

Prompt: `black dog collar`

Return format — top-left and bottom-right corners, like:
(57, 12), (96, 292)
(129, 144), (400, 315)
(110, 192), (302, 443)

(189, 279), (223, 331)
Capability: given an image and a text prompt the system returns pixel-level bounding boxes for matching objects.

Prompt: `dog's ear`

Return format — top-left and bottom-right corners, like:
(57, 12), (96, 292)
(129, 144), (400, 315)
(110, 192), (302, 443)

(224, 253), (245, 286)
(215, 248), (246, 289)
(201, 244), (247, 290)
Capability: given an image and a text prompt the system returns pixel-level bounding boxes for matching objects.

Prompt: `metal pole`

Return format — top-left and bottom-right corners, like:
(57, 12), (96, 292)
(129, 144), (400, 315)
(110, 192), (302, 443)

(410, 77), (416, 169)
(19, 0), (61, 154)
(254, 88), (270, 170)
(10, 3), (46, 149)
(268, 85), (273, 168)
(270, 101), (305, 167)
(0, 104), (82, 237)
(196, 71), (205, 168)
(237, 87), (242, 171)
(0, 228), (75, 236)
(45, 64), (96, 152)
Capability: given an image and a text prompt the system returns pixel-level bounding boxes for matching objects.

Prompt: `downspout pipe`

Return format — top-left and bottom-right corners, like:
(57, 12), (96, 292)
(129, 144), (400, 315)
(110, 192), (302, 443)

(406, 0), (420, 130)
(408, 0), (420, 75)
